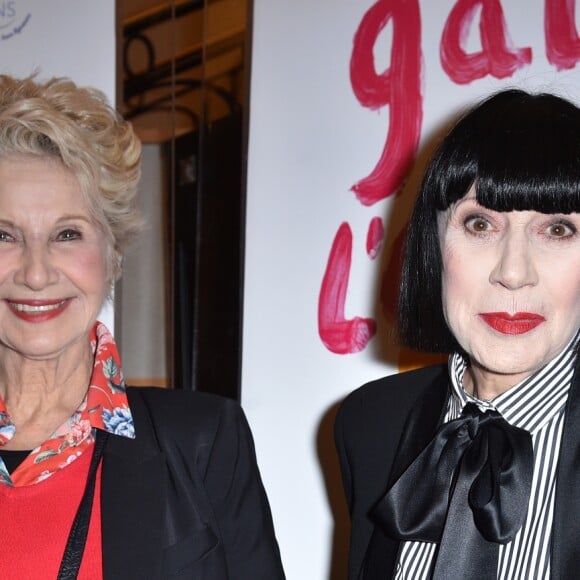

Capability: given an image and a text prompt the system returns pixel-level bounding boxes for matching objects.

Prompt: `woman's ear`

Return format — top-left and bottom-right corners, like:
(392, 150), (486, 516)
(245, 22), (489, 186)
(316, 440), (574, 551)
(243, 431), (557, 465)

(110, 249), (124, 281)
(115, 252), (124, 279)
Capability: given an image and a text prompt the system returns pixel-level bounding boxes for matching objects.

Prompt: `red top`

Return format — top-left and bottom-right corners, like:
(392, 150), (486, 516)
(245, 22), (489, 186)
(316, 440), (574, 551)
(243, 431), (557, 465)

(0, 428), (103, 579)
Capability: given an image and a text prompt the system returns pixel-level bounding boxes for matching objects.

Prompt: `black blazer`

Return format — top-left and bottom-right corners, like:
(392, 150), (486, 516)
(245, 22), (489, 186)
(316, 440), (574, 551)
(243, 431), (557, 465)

(335, 361), (580, 580)
(100, 387), (285, 579)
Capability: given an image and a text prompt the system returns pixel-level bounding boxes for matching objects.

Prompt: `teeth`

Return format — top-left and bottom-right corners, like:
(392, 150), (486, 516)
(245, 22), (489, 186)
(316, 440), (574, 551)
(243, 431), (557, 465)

(11, 301), (65, 313)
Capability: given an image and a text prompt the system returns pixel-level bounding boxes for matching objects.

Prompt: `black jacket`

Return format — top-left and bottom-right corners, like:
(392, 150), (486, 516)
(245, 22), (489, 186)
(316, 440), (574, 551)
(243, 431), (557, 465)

(100, 387), (285, 579)
(335, 361), (580, 579)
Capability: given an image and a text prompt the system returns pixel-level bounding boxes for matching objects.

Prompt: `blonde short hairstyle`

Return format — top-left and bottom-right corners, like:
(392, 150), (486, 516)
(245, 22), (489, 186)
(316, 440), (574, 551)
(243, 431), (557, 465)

(0, 74), (143, 279)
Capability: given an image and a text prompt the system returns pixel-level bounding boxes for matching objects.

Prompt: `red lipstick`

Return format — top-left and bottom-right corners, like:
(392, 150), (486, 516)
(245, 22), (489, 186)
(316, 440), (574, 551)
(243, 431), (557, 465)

(6, 299), (71, 323)
(479, 312), (545, 335)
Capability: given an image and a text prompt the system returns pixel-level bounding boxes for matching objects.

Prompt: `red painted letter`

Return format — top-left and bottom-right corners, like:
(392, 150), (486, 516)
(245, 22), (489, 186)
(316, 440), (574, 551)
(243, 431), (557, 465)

(350, 0), (422, 206)
(366, 216), (384, 260)
(545, 0), (580, 70)
(318, 223), (376, 354)
(441, 0), (532, 83)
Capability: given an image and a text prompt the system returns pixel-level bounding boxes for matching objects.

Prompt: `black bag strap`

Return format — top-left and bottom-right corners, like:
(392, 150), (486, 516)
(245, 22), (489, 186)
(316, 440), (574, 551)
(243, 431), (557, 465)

(57, 429), (109, 580)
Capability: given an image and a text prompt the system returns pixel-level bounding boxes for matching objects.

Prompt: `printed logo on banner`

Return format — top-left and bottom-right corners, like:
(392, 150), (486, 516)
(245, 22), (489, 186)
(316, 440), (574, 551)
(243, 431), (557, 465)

(0, 1), (31, 41)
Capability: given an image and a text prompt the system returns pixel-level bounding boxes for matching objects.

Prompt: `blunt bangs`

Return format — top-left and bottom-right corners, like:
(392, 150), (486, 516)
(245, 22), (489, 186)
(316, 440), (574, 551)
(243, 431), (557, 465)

(431, 89), (580, 214)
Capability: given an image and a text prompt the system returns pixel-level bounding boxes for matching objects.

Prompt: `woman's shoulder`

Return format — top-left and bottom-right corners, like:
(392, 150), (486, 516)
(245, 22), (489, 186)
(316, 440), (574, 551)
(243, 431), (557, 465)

(125, 387), (244, 442)
(126, 385), (238, 410)
(334, 364), (447, 448)
(339, 364), (447, 416)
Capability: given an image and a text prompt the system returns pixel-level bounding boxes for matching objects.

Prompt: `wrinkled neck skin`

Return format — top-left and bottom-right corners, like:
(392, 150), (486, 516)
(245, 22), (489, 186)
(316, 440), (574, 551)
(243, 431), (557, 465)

(0, 339), (93, 450)
(461, 362), (525, 401)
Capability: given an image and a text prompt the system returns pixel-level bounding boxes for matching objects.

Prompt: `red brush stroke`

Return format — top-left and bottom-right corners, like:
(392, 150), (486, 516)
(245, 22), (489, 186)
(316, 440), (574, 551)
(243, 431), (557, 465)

(350, 0), (423, 206)
(440, 0), (532, 84)
(366, 216), (385, 260)
(318, 223), (376, 354)
(545, 0), (580, 70)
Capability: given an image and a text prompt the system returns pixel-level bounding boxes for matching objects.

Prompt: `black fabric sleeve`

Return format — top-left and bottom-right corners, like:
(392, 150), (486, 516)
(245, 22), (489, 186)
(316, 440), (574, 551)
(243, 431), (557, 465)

(202, 397), (285, 580)
(133, 388), (285, 579)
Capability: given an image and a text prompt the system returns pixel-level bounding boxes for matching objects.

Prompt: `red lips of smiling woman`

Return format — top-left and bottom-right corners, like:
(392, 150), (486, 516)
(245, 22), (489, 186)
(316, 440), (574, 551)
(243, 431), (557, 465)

(6, 299), (71, 323)
(479, 312), (546, 335)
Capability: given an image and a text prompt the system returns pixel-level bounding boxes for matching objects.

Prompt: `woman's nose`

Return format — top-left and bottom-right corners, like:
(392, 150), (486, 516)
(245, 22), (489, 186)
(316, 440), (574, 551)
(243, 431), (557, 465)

(489, 233), (538, 290)
(14, 243), (58, 290)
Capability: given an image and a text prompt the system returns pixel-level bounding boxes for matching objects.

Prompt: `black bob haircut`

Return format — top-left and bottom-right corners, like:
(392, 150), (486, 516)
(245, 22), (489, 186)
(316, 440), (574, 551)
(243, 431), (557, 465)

(398, 88), (580, 354)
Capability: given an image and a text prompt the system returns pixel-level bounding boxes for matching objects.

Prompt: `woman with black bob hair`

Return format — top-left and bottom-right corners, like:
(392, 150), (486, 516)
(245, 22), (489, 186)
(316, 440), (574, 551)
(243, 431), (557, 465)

(335, 89), (580, 579)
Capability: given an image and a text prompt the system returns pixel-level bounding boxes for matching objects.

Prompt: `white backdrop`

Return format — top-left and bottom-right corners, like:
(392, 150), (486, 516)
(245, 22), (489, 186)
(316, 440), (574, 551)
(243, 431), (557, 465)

(0, 0), (116, 329)
(243, 1), (580, 578)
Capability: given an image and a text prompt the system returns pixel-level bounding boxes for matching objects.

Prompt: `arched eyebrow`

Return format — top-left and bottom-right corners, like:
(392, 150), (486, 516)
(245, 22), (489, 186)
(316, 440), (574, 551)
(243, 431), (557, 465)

(55, 214), (93, 223)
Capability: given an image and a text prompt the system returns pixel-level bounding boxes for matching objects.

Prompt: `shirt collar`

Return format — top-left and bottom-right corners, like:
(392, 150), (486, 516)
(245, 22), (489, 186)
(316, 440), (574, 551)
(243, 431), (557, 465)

(449, 331), (579, 433)
(84, 321), (135, 438)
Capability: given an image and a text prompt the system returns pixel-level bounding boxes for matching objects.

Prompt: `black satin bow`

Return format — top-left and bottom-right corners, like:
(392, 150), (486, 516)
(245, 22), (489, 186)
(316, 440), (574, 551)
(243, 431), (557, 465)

(373, 403), (534, 579)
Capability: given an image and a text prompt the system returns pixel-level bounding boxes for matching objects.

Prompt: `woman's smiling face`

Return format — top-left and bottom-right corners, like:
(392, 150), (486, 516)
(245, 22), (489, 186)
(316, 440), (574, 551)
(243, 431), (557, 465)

(438, 187), (580, 395)
(0, 155), (110, 362)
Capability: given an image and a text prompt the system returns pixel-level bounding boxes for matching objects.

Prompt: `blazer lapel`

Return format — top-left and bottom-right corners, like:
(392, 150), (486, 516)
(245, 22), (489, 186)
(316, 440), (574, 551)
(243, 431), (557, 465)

(550, 357), (580, 579)
(386, 372), (450, 486)
(361, 370), (449, 580)
(101, 390), (166, 579)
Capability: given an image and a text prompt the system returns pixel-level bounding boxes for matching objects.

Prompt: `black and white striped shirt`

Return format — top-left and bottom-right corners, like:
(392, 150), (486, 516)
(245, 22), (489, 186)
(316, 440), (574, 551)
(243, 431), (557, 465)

(395, 333), (579, 579)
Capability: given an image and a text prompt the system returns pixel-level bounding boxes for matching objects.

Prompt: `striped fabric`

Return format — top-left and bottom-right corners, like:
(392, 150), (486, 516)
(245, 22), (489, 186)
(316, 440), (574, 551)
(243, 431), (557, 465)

(395, 333), (579, 579)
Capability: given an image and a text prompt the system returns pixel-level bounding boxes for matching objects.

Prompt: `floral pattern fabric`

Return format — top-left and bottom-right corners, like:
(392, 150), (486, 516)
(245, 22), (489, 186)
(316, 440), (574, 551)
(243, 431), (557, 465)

(0, 321), (135, 487)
